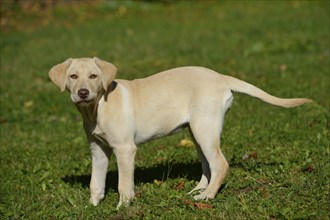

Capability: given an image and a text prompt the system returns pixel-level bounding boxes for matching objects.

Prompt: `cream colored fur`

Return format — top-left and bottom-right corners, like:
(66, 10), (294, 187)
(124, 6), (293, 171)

(49, 57), (311, 209)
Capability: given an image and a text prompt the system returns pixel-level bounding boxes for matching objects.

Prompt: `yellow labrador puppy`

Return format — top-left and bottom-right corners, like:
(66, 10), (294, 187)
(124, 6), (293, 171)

(49, 57), (311, 209)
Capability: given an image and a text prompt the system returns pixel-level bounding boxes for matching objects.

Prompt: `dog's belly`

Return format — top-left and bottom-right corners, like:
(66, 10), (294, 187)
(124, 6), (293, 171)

(134, 121), (188, 144)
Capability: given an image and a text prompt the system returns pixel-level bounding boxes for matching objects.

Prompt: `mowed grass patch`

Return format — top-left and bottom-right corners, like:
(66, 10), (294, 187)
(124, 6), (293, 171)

(0, 1), (329, 219)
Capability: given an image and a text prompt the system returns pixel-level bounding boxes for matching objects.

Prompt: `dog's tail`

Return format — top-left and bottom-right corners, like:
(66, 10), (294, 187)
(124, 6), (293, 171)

(224, 75), (312, 108)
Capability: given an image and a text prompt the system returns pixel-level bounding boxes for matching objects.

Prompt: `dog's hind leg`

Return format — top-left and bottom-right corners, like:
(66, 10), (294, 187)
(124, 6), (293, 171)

(188, 131), (210, 195)
(189, 119), (229, 200)
(189, 92), (232, 200)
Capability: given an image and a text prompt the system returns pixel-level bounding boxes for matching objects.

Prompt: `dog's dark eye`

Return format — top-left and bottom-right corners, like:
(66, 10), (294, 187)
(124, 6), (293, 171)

(70, 74), (78, 79)
(89, 74), (97, 79)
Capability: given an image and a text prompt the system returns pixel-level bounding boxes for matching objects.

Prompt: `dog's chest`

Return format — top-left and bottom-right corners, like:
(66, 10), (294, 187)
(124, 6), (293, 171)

(91, 123), (108, 146)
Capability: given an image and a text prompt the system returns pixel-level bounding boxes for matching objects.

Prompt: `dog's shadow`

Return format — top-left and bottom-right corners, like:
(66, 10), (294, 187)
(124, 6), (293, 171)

(62, 161), (202, 193)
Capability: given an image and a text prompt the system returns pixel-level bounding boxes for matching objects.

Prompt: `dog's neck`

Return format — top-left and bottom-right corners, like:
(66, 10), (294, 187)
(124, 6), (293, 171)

(75, 93), (101, 125)
(75, 81), (118, 125)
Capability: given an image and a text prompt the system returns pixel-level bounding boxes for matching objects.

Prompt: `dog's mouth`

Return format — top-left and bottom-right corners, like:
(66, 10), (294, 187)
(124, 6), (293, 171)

(71, 91), (98, 106)
(76, 99), (94, 106)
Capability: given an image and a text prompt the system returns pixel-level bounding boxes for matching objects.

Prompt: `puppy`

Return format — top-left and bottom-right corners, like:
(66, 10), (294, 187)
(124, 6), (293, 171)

(49, 57), (311, 208)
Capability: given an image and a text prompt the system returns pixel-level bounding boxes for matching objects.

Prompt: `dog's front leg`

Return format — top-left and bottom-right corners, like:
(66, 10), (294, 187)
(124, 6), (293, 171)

(90, 142), (112, 206)
(113, 143), (137, 209)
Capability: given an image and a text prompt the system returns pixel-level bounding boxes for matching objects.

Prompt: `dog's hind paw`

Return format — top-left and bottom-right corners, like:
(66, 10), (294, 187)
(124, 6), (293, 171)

(188, 187), (205, 195)
(193, 192), (210, 201)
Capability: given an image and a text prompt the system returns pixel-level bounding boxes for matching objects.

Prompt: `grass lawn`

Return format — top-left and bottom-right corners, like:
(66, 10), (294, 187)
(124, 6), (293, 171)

(0, 1), (329, 219)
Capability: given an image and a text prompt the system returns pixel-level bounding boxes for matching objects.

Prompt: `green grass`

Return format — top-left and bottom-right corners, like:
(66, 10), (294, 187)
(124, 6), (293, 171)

(0, 1), (329, 219)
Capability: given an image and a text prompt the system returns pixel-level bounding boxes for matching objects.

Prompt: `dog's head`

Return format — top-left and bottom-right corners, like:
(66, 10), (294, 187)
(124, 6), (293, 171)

(49, 57), (117, 105)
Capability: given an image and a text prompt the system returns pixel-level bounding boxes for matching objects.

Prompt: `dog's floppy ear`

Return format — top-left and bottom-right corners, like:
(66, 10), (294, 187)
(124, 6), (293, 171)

(93, 57), (117, 91)
(49, 58), (72, 92)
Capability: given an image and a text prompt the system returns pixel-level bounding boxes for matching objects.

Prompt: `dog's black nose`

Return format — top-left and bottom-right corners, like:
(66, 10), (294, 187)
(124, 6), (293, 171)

(78, 89), (89, 99)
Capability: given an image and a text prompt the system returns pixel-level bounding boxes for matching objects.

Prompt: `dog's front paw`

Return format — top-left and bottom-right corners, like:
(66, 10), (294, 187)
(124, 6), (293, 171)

(116, 191), (135, 209)
(116, 199), (131, 210)
(90, 193), (104, 206)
